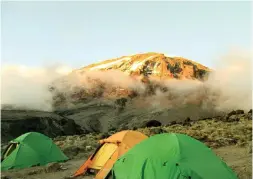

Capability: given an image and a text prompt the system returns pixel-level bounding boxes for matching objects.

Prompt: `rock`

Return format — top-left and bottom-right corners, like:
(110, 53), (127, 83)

(235, 110), (244, 115)
(228, 115), (240, 122)
(182, 117), (192, 126)
(226, 110), (244, 119)
(246, 113), (252, 120)
(167, 121), (177, 126)
(1, 110), (84, 143)
(227, 110), (237, 117)
(248, 109), (252, 114)
(249, 115), (252, 120)
(145, 120), (162, 128)
(185, 117), (191, 122)
(44, 162), (61, 173)
(223, 113), (240, 122)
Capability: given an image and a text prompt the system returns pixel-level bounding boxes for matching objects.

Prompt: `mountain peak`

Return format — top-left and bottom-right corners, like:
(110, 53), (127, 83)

(75, 52), (211, 81)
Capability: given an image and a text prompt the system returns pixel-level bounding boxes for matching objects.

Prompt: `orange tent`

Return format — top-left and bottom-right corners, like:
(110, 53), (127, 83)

(72, 130), (148, 179)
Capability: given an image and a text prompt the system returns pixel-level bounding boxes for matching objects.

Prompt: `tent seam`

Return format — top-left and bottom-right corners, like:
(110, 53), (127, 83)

(10, 143), (21, 169)
(174, 133), (181, 160)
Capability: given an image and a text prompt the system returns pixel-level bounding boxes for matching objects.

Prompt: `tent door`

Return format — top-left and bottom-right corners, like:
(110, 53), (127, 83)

(89, 143), (118, 170)
(2, 142), (19, 161)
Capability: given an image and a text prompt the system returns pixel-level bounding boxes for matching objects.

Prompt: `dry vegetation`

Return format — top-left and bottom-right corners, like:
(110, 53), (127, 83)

(139, 116), (252, 149)
(46, 111), (252, 179)
(53, 110), (252, 159)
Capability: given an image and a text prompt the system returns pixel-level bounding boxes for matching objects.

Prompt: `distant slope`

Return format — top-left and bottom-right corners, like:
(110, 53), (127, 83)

(1, 110), (84, 143)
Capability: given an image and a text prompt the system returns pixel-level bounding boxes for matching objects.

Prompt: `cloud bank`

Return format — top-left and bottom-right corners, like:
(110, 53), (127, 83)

(1, 49), (252, 113)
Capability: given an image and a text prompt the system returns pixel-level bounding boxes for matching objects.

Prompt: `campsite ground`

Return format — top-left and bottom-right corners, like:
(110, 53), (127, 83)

(1, 145), (252, 179)
(1, 110), (252, 179)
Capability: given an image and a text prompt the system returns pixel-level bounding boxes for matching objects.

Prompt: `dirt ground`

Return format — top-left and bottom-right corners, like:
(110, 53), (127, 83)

(2, 145), (252, 179)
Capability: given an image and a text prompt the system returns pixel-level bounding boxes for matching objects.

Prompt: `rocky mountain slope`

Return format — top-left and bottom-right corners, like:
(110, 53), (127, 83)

(1, 110), (84, 144)
(49, 52), (212, 109)
(77, 52), (211, 80)
(44, 52), (250, 134)
(2, 52), (249, 143)
(1, 100), (223, 144)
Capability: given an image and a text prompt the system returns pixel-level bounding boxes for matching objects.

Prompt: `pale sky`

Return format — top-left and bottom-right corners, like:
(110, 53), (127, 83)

(1, 1), (252, 69)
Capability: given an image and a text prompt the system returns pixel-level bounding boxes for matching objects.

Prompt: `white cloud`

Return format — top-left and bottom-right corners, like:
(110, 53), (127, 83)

(1, 64), (73, 111)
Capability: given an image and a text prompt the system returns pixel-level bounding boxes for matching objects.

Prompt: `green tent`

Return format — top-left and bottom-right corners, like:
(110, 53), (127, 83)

(112, 133), (238, 179)
(1, 132), (68, 171)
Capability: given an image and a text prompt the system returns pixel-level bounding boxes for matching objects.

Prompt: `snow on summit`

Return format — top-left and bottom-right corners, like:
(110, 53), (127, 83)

(76, 52), (211, 81)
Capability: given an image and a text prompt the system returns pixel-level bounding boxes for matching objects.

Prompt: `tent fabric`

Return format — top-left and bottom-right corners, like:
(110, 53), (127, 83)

(112, 133), (238, 179)
(73, 130), (148, 179)
(99, 130), (142, 144)
(89, 143), (118, 169)
(1, 132), (68, 171)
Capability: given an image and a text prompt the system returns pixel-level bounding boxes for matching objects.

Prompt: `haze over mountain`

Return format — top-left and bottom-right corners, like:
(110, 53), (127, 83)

(49, 52), (209, 106)
(1, 50), (252, 156)
(49, 50), (251, 112)
(1, 50), (252, 114)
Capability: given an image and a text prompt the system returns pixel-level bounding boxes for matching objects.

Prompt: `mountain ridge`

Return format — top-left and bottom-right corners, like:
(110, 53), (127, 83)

(74, 52), (211, 81)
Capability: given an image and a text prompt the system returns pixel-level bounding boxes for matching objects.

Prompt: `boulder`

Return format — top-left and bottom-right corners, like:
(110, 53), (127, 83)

(235, 110), (244, 115)
(245, 113), (252, 120)
(144, 120), (162, 128)
(227, 110), (237, 117)
(228, 115), (240, 122)
(227, 110), (244, 118)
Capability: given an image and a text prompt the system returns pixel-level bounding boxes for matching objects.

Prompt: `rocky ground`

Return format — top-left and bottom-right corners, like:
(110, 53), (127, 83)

(1, 109), (252, 179)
